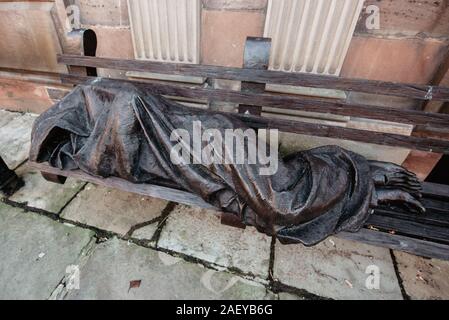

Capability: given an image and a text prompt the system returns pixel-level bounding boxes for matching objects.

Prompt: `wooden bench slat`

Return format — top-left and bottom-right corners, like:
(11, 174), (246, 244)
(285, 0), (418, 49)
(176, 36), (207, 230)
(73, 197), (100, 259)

(367, 214), (449, 244)
(423, 182), (449, 200)
(57, 54), (449, 102)
(239, 114), (449, 154)
(28, 161), (216, 210)
(61, 74), (449, 128)
(339, 229), (449, 261)
(59, 75), (449, 154)
(421, 198), (449, 214)
(374, 208), (449, 229)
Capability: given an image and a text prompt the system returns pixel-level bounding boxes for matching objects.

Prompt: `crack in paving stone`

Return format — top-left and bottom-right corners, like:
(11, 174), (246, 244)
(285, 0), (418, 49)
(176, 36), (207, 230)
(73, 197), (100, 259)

(268, 236), (276, 282)
(125, 201), (177, 240)
(1, 109), (26, 115)
(150, 202), (177, 245)
(270, 280), (332, 300)
(390, 249), (411, 300)
(267, 237), (330, 300)
(57, 182), (89, 215)
(125, 217), (161, 239)
(2, 198), (120, 241)
(3, 198), (258, 281)
(0, 198), (328, 300)
(130, 235), (271, 285)
(5, 169), (87, 214)
(311, 265), (339, 282)
(48, 236), (98, 300)
(154, 223), (271, 282)
(12, 158), (29, 171)
(84, 236), (281, 298)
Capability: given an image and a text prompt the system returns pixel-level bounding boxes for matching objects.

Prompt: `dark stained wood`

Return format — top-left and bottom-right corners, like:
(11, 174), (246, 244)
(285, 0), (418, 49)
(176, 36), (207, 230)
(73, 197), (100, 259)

(28, 162), (217, 210)
(61, 74), (449, 128)
(57, 54), (449, 101)
(235, 114), (449, 154)
(374, 208), (449, 228)
(221, 212), (247, 230)
(421, 198), (449, 214)
(423, 182), (449, 200)
(59, 75), (449, 154)
(367, 214), (449, 244)
(41, 172), (67, 184)
(338, 229), (449, 261)
(413, 125), (449, 140)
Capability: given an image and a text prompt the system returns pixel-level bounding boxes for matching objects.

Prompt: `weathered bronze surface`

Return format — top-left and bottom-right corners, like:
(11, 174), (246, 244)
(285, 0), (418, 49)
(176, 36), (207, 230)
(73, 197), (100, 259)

(30, 79), (424, 246)
(0, 156), (23, 196)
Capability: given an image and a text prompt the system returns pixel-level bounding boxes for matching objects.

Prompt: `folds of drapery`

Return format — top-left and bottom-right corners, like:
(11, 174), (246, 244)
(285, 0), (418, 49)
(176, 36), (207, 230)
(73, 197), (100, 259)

(30, 79), (374, 246)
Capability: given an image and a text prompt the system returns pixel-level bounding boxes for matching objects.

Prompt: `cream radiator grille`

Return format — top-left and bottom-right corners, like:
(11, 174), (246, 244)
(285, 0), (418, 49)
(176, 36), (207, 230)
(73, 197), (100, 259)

(264, 0), (365, 76)
(128, 0), (200, 64)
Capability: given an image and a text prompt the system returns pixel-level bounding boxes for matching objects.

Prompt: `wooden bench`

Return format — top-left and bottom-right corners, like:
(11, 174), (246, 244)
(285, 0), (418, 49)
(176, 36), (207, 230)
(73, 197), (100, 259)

(29, 35), (449, 260)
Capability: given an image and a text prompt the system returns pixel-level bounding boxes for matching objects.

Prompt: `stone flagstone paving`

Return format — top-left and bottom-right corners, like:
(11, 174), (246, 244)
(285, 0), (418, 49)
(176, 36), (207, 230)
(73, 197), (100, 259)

(64, 238), (275, 300)
(61, 183), (170, 236)
(1, 109), (449, 300)
(0, 202), (94, 300)
(9, 167), (86, 214)
(0, 112), (37, 169)
(273, 238), (403, 300)
(157, 205), (272, 279)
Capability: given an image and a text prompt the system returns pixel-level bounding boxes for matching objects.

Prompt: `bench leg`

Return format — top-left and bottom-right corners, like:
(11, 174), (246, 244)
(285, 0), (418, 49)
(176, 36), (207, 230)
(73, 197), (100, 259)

(221, 212), (247, 230)
(41, 172), (67, 184)
(0, 156), (24, 196)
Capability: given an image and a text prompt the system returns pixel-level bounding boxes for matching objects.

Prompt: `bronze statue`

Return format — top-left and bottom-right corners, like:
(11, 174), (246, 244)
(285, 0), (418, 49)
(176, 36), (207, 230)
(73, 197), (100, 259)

(0, 156), (24, 196)
(30, 79), (424, 246)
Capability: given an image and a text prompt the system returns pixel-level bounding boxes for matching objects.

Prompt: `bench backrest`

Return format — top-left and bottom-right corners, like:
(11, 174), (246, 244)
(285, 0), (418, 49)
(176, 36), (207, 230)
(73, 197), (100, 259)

(56, 37), (449, 155)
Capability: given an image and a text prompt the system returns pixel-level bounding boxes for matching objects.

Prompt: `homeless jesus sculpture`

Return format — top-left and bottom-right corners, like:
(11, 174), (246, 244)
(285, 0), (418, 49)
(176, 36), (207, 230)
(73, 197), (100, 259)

(30, 79), (424, 246)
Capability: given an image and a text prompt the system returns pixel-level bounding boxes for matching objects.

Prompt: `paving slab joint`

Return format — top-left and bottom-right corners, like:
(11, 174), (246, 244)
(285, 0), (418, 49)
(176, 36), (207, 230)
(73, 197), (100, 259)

(56, 182), (89, 215)
(125, 201), (177, 240)
(151, 240), (269, 285)
(268, 236), (276, 282)
(270, 280), (332, 301)
(146, 202), (177, 245)
(390, 249), (411, 300)
(2, 198), (120, 241)
(2, 198), (272, 289)
(48, 237), (98, 300)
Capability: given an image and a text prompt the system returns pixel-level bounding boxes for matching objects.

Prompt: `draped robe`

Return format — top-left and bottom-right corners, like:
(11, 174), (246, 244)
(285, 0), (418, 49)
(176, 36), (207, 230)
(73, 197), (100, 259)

(30, 79), (374, 246)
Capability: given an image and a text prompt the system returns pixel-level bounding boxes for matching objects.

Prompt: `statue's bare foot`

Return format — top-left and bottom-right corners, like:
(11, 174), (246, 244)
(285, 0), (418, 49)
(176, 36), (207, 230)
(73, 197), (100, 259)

(369, 161), (422, 197)
(375, 188), (426, 214)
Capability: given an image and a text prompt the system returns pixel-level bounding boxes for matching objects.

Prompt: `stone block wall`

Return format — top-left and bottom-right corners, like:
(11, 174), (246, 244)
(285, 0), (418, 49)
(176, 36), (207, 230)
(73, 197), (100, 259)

(1, 0), (448, 176)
